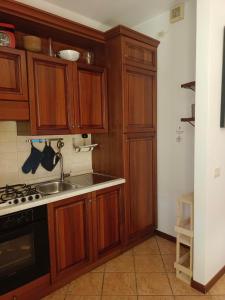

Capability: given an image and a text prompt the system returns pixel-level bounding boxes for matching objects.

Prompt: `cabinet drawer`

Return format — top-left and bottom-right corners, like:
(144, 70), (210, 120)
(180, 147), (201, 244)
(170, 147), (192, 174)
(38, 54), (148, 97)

(123, 37), (157, 70)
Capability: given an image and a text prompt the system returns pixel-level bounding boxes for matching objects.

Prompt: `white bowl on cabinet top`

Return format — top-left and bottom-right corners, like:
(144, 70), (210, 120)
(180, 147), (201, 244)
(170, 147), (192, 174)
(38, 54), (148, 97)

(58, 50), (80, 61)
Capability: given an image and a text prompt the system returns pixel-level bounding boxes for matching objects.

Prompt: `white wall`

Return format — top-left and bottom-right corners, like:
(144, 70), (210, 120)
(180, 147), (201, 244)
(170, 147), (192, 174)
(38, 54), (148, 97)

(16, 0), (109, 31)
(194, 0), (225, 285)
(0, 122), (92, 187)
(134, 0), (196, 236)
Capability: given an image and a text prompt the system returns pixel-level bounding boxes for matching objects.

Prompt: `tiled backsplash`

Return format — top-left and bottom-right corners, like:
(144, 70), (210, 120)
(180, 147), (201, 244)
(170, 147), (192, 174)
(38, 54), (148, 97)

(0, 122), (93, 186)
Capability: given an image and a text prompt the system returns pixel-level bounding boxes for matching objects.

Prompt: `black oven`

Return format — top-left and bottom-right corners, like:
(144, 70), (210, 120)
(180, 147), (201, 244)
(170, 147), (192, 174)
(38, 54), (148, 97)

(0, 205), (50, 295)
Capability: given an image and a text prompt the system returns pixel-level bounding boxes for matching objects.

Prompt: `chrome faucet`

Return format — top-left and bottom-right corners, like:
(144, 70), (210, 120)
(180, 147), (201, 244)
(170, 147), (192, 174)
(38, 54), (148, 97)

(55, 139), (65, 182)
(53, 152), (64, 182)
(58, 152), (64, 182)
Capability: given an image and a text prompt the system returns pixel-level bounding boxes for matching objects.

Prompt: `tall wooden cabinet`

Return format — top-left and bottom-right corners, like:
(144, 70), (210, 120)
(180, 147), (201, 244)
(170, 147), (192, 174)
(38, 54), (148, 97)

(93, 26), (159, 245)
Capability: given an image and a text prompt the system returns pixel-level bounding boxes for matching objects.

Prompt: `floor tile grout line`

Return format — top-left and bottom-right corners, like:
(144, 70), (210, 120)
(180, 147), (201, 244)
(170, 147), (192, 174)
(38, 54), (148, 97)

(155, 236), (174, 296)
(101, 269), (105, 299)
(44, 235), (213, 299)
(133, 250), (139, 296)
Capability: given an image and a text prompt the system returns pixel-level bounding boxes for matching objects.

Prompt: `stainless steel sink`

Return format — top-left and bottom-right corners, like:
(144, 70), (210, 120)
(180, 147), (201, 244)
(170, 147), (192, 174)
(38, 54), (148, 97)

(36, 181), (79, 195)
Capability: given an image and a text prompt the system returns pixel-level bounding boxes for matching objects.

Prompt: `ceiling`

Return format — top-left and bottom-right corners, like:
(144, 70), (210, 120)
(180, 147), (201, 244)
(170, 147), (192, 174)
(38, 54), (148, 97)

(44, 0), (177, 27)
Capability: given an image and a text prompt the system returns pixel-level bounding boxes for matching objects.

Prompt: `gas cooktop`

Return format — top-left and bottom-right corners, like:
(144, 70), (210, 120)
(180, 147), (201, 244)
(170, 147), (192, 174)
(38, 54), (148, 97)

(0, 184), (42, 207)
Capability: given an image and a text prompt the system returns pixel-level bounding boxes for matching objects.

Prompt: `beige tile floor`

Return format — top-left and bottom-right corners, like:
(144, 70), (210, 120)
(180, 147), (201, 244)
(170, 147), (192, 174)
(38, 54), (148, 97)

(42, 236), (225, 300)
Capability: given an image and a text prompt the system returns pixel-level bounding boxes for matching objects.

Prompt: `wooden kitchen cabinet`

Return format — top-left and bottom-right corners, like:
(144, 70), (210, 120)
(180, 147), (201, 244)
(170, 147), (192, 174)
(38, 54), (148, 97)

(75, 63), (108, 133)
(48, 194), (93, 282)
(93, 26), (159, 246)
(0, 47), (29, 120)
(124, 133), (156, 242)
(47, 185), (123, 283)
(17, 53), (108, 135)
(26, 52), (75, 135)
(124, 65), (156, 133)
(92, 186), (123, 259)
(0, 47), (28, 101)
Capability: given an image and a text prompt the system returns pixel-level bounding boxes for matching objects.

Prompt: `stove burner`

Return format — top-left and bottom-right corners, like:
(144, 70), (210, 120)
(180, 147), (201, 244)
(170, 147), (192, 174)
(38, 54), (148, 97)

(0, 184), (39, 204)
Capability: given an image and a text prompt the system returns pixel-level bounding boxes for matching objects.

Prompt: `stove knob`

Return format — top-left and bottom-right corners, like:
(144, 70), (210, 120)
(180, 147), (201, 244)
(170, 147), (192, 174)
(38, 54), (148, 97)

(14, 199), (19, 204)
(21, 197), (26, 202)
(28, 196), (33, 201)
(35, 194), (40, 199)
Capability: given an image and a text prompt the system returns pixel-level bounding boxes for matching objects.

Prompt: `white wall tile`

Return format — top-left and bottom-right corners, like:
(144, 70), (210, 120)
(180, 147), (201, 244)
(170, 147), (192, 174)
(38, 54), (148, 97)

(0, 122), (93, 186)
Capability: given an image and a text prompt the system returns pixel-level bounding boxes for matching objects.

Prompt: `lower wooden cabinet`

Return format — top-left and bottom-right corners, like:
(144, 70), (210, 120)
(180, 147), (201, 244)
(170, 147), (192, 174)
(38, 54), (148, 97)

(48, 193), (93, 282)
(124, 133), (156, 242)
(48, 185), (123, 283)
(92, 186), (123, 259)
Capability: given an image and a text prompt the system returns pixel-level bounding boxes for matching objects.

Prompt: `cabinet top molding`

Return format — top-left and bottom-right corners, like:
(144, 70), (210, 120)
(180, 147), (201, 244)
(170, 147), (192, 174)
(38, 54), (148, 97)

(0, 0), (105, 44)
(0, 0), (160, 47)
(105, 25), (160, 47)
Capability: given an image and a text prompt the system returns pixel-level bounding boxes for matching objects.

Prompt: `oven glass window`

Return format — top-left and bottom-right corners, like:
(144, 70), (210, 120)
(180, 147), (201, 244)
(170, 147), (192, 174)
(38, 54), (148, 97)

(0, 234), (35, 277)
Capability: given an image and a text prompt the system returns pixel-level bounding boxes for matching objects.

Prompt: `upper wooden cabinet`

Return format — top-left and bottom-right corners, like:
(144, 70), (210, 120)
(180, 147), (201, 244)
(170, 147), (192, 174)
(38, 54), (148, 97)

(92, 186), (123, 259)
(75, 64), (108, 133)
(123, 37), (157, 71)
(27, 52), (75, 135)
(0, 47), (29, 121)
(124, 133), (156, 242)
(124, 65), (156, 133)
(48, 194), (93, 282)
(17, 52), (108, 135)
(0, 47), (28, 101)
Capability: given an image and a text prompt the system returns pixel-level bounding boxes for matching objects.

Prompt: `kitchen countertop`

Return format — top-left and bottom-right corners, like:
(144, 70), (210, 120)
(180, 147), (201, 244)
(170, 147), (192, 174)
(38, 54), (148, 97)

(0, 173), (125, 216)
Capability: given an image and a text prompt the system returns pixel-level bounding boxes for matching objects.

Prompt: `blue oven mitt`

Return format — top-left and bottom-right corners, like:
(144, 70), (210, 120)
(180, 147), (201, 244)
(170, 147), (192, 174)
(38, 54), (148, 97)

(22, 144), (43, 174)
(41, 143), (60, 171)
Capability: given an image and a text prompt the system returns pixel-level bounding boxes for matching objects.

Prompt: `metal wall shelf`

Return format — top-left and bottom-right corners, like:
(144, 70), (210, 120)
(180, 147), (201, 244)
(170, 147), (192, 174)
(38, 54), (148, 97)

(181, 81), (195, 91)
(180, 81), (195, 127)
(180, 118), (195, 127)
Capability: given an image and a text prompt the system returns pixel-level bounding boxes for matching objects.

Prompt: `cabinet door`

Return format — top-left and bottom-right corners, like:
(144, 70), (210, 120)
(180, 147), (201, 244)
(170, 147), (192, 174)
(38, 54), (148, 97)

(123, 37), (157, 71)
(27, 52), (75, 135)
(124, 133), (156, 242)
(124, 65), (156, 133)
(48, 194), (93, 282)
(75, 64), (108, 133)
(0, 47), (28, 101)
(92, 186), (123, 259)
